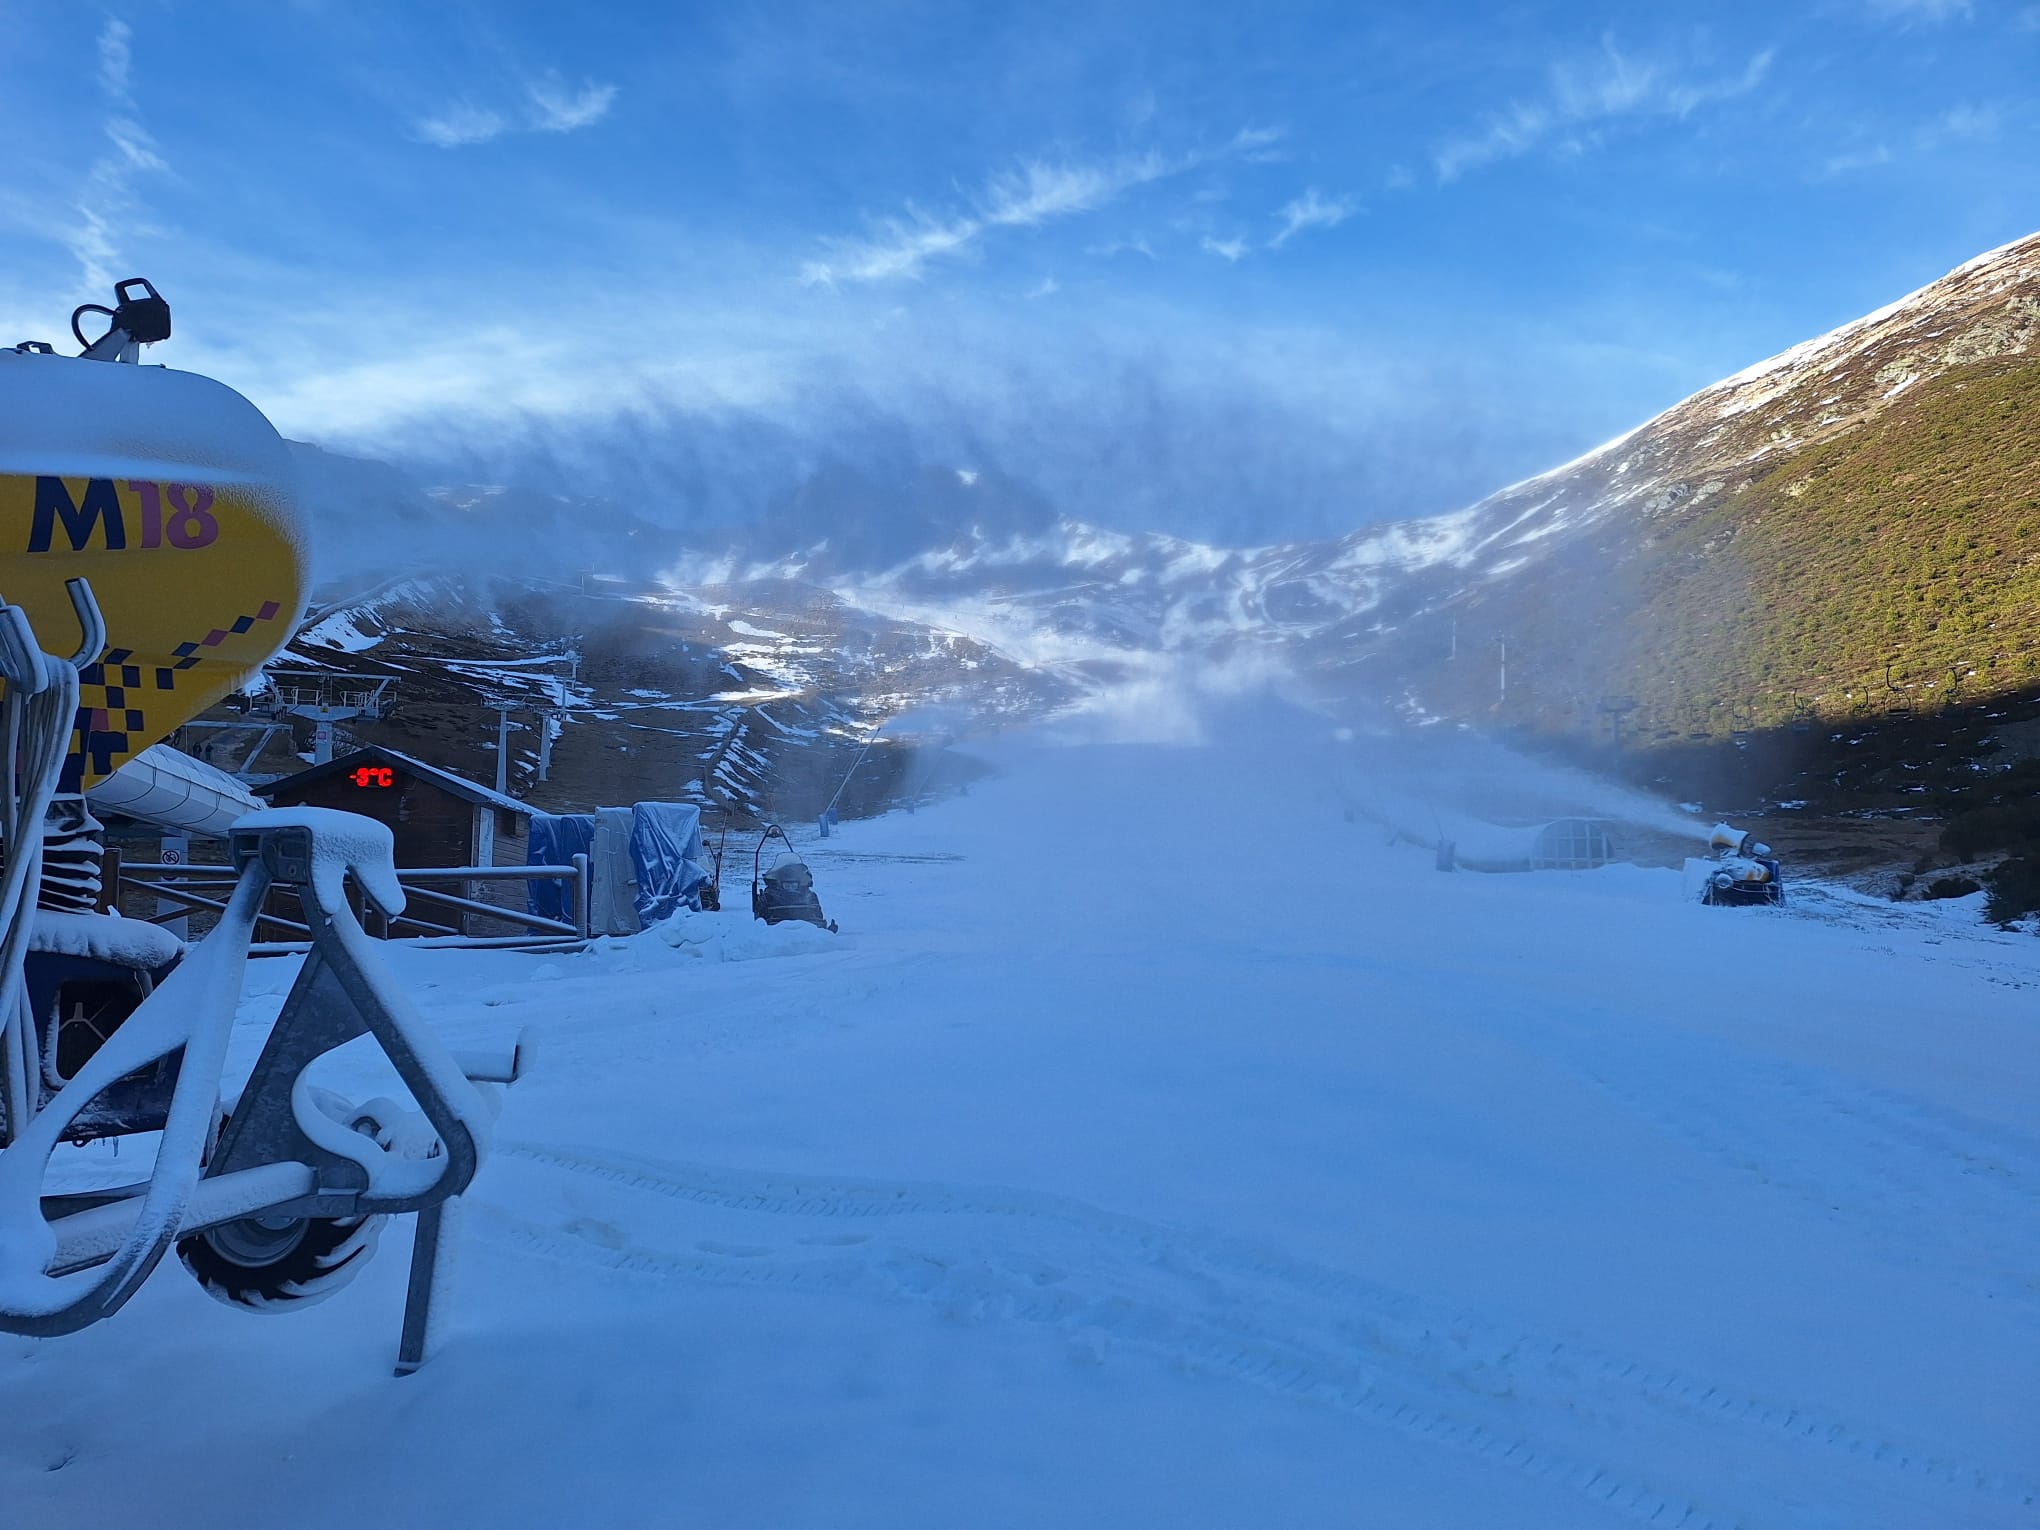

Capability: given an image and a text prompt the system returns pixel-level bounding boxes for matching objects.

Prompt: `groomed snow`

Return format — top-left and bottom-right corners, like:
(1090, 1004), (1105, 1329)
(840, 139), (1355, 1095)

(3, 712), (2035, 1528)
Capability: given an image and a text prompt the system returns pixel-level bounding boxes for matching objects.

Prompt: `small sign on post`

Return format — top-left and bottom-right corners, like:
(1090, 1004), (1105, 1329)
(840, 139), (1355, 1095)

(158, 833), (190, 938)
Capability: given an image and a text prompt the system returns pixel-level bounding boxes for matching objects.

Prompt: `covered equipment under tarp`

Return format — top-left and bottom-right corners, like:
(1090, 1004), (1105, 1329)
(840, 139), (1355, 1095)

(628, 801), (712, 927)
(525, 811), (596, 924)
(526, 803), (712, 934)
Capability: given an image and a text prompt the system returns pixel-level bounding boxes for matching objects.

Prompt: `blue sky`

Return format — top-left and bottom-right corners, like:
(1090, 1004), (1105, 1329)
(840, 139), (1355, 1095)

(2, 0), (2035, 544)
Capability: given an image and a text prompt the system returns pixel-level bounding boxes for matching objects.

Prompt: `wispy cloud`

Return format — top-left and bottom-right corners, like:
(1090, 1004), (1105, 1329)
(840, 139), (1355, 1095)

(412, 72), (618, 147)
(1818, 101), (2004, 177)
(1918, 102), (2002, 146)
(1087, 236), (1156, 260)
(97, 17), (132, 96)
(414, 102), (511, 148)
(804, 128), (1282, 286)
(1821, 144), (1894, 176)
(1270, 187), (1357, 248)
(1200, 235), (1247, 262)
(1023, 275), (1060, 300)
(1859, 0), (1972, 22)
(803, 151), (1173, 285)
(1433, 38), (1774, 183)
(70, 19), (169, 293)
(527, 75), (619, 133)
(1230, 124), (1288, 163)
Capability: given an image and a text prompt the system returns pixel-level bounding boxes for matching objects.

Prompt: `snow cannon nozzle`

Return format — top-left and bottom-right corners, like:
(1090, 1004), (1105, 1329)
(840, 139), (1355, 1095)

(1696, 823), (1786, 907)
(1709, 822), (1755, 857)
(71, 276), (171, 361)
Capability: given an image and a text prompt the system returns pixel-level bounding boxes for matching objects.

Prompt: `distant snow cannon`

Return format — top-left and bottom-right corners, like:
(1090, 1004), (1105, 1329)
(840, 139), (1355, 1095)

(1687, 823), (1785, 907)
(752, 824), (838, 932)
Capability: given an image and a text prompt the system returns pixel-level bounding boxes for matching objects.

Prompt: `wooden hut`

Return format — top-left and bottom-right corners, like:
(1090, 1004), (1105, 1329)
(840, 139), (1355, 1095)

(254, 747), (533, 936)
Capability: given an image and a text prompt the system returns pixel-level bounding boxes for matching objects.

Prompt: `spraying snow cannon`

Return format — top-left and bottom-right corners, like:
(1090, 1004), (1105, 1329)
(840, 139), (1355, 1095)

(1689, 823), (1785, 907)
(1, 279), (309, 789)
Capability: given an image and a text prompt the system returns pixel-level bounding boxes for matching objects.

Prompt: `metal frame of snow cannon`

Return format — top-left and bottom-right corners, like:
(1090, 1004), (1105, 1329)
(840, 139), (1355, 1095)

(751, 824), (837, 932)
(0, 595), (512, 1371)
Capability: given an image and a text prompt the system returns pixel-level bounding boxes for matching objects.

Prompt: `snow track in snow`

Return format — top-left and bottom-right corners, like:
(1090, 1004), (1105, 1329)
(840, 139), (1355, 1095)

(481, 1139), (2036, 1527)
(1556, 1031), (2040, 1312)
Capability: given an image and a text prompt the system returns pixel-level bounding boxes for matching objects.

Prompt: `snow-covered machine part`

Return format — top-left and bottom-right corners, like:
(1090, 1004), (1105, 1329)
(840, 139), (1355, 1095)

(37, 796), (106, 913)
(0, 806), (501, 1369)
(86, 742), (262, 838)
(1, 295), (309, 792)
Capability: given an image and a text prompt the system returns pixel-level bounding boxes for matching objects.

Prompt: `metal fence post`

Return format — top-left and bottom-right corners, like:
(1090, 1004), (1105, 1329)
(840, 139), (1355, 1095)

(572, 852), (591, 939)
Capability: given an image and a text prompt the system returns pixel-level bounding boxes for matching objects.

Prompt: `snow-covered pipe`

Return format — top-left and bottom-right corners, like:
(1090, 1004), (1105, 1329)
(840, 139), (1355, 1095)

(85, 743), (261, 839)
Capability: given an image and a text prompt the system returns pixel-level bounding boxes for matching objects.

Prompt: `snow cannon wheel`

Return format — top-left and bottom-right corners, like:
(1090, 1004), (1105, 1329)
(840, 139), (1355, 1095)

(177, 1210), (382, 1313)
(175, 1092), (413, 1313)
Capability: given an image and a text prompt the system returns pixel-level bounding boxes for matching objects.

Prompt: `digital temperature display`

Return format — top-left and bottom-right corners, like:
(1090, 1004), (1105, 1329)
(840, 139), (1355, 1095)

(348, 765), (396, 789)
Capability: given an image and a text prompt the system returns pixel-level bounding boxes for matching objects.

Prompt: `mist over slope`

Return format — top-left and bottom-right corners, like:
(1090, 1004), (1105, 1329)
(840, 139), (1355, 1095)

(274, 230), (2040, 829)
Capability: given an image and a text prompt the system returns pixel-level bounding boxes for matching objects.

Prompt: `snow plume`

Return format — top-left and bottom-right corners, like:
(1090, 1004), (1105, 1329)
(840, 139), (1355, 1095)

(1332, 725), (1711, 850)
(1046, 650), (1306, 747)
(882, 704), (991, 805)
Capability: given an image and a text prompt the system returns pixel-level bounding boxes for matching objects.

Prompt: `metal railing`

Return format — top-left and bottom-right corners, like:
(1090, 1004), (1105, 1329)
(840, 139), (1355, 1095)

(108, 855), (591, 953)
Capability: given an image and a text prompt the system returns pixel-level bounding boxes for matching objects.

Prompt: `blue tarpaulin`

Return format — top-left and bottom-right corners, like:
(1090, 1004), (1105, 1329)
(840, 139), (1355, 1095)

(526, 812), (595, 920)
(629, 801), (712, 926)
(528, 803), (712, 930)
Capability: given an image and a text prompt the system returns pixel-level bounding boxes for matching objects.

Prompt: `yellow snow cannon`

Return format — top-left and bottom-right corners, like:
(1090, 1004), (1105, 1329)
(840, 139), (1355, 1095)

(0, 283), (510, 1370)
(0, 280), (308, 790)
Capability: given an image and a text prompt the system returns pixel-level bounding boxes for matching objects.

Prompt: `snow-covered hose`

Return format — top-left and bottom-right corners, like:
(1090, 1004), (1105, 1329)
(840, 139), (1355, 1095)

(0, 667), (79, 1138)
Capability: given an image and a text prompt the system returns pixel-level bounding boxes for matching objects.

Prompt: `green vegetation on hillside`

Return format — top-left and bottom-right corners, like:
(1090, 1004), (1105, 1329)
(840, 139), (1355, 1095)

(1622, 355), (2040, 736)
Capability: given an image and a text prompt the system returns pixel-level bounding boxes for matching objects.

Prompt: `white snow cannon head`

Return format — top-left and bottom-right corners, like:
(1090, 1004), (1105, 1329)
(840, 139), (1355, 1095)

(1708, 823), (1773, 859)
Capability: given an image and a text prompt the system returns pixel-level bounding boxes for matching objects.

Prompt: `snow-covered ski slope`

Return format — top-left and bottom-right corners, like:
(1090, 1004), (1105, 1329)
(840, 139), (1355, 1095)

(5, 712), (2035, 1529)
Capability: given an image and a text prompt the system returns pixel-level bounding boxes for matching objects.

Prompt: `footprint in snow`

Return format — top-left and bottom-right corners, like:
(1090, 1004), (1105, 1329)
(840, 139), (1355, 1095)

(561, 1217), (627, 1250)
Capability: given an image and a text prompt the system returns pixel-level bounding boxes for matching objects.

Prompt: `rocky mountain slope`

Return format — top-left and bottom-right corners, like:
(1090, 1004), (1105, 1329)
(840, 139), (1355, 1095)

(181, 570), (1046, 824)
(1332, 230), (2040, 744)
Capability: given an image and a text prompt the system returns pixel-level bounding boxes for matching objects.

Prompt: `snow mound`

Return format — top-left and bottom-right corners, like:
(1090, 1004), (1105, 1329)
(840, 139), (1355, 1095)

(603, 908), (843, 963)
